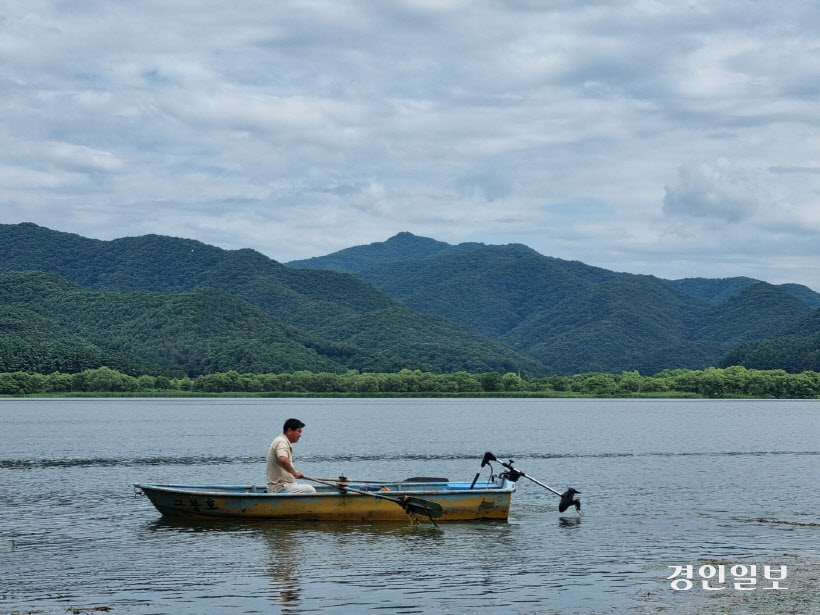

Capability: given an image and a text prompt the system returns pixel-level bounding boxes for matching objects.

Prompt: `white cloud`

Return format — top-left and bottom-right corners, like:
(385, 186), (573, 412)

(0, 163), (86, 190)
(663, 160), (763, 222)
(45, 142), (124, 173)
(1, 1), (820, 289)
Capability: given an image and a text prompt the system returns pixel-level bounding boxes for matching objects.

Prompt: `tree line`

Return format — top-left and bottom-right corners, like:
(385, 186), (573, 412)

(1, 365), (820, 398)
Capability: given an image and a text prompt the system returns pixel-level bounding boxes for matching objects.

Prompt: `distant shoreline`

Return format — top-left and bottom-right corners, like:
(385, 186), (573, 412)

(0, 391), (748, 399)
(2, 366), (819, 399)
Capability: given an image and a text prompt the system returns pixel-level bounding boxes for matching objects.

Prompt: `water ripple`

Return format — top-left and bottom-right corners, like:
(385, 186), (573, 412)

(1, 449), (816, 470)
(0, 454), (259, 469)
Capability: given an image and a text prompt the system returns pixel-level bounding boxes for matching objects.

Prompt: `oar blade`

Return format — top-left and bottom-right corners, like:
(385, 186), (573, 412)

(403, 497), (444, 519)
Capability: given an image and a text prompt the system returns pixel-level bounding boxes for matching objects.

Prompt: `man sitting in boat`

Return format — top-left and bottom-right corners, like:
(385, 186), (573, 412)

(266, 418), (316, 494)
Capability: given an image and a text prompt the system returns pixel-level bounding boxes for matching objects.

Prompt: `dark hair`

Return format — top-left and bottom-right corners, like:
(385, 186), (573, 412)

(283, 418), (305, 433)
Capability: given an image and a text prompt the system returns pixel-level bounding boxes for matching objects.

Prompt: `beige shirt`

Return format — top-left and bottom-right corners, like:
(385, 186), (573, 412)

(266, 433), (294, 492)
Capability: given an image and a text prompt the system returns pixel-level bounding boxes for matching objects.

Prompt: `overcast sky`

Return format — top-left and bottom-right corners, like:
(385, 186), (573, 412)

(2, 1), (820, 289)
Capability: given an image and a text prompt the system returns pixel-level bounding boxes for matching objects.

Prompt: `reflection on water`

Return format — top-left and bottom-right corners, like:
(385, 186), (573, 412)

(259, 523), (302, 612)
(147, 516), (453, 613)
(559, 516), (582, 529)
(257, 521), (450, 612)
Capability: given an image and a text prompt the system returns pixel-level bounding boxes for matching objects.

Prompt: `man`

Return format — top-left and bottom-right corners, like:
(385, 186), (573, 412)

(266, 418), (316, 494)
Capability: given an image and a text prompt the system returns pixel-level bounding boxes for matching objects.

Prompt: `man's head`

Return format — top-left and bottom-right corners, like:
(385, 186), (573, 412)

(283, 418), (305, 443)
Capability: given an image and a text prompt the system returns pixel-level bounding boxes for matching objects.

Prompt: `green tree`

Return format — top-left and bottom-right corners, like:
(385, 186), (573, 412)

(785, 372), (816, 398)
(137, 375), (156, 391)
(545, 375), (572, 391)
(172, 376), (193, 391)
(45, 371), (74, 393)
(353, 374), (380, 392)
(446, 371), (482, 392)
(638, 377), (669, 393)
(502, 372), (522, 391)
(573, 373), (618, 394)
(82, 367), (138, 392)
(618, 371), (642, 393)
(478, 371), (503, 392)
(696, 368), (727, 397)
(0, 373), (22, 394)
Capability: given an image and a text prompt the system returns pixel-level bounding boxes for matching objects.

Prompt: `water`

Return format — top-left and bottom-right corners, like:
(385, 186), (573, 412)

(1, 398), (818, 614)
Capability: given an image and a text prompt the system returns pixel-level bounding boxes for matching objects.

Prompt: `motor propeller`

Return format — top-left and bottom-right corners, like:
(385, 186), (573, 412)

(558, 487), (582, 513)
(479, 451), (582, 515)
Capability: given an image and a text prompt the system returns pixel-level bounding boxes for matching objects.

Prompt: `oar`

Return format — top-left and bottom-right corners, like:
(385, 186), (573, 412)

(303, 476), (444, 520)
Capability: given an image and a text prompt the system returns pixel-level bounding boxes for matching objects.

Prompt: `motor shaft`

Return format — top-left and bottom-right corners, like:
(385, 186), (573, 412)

(519, 472), (563, 497)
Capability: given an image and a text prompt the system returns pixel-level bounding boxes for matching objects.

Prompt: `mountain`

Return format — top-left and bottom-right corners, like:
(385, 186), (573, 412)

(720, 333), (820, 373)
(692, 282), (813, 343)
(0, 224), (543, 375)
(778, 284), (820, 309)
(780, 308), (820, 337)
(0, 271), (347, 376)
(0, 302), (153, 375)
(6, 223), (818, 376)
(664, 277), (762, 304)
(720, 306), (820, 372)
(288, 233), (820, 374)
(666, 277), (820, 307)
(288, 231), (484, 274)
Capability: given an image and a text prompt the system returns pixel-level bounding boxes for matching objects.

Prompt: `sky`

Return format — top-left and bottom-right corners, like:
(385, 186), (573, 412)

(2, 1), (820, 289)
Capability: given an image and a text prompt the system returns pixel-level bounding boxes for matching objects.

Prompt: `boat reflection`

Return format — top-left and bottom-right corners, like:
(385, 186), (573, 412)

(258, 522), (302, 612)
(147, 516), (444, 612)
(256, 520), (444, 612)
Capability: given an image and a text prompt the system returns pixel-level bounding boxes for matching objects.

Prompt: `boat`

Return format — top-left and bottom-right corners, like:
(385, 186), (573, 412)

(134, 477), (515, 522)
(134, 452), (582, 523)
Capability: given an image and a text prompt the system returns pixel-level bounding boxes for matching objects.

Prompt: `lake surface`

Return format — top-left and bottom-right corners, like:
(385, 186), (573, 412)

(1, 398), (818, 614)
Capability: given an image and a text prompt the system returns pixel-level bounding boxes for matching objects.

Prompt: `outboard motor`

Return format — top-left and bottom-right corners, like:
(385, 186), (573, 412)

(474, 451), (583, 515)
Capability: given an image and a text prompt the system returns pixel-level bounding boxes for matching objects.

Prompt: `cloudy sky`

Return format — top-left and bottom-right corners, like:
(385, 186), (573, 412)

(2, 1), (820, 289)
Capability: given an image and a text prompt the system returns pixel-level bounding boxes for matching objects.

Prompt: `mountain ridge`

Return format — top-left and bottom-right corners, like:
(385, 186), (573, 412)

(0, 224), (543, 375)
(4, 223), (820, 375)
(287, 231), (489, 274)
(288, 232), (820, 374)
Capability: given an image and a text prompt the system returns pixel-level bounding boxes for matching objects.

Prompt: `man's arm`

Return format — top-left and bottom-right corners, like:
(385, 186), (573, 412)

(278, 455), (304, 479)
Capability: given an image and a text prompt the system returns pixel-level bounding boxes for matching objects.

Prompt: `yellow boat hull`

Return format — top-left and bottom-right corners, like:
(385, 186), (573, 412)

(136, 481), (513, 522)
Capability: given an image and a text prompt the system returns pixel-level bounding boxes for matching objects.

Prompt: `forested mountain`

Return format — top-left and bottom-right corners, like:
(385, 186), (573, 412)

(0, 224), (542, 375)
(0, 271), (347, 375)
(289, 233), (820, 374)
(693, 283), (813, 342)
(664, 276), (762, 304)
(288, 231), (495, 274)
(720, 306), (820, 372)
(0, 303), (153, 375)
(721, 334), (820, 373)
(666, 276), (820, 307)
(5, 223), (819, 376)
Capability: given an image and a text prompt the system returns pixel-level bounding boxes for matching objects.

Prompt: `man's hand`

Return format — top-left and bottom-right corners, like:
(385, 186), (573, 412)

(278, 455), (302, 478)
